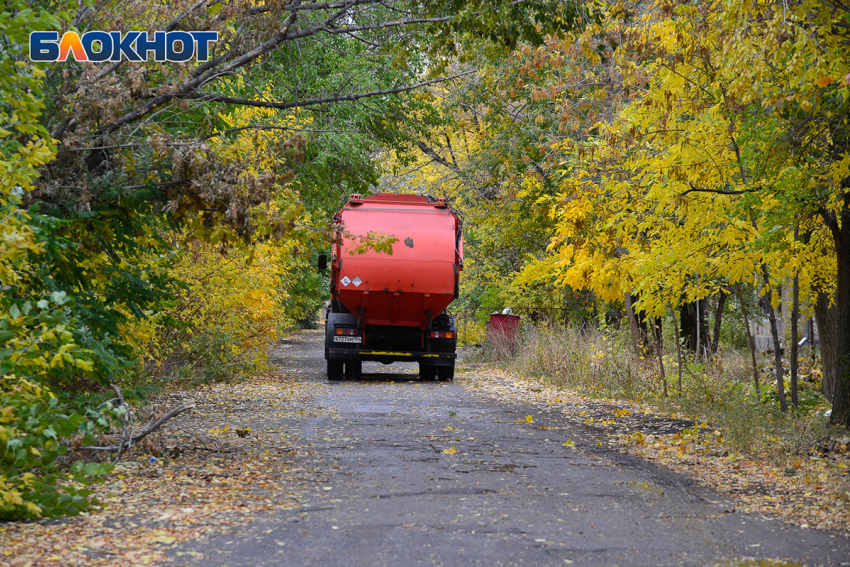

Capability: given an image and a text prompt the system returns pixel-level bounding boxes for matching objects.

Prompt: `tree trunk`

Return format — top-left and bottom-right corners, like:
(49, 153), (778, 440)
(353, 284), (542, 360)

(815, 289), (839, 403)
(679, 299), (708, 354)
(653, 317), (662, 352)
(696, 299), (702, 359)
(632, 293), (659, 355)
(654, 319), (667, 396)
(828, 205), (850, 427)
(735, 284), (761, 404)
(790, 271), (799, 409)
(763, 283), (788, 412)
(670, 304), (683, 396)
(711, 291), (727, 354)
(624, 293), (643, 358)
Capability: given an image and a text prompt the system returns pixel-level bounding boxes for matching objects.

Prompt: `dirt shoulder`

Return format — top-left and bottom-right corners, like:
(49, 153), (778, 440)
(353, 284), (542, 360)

(461, 362), (850, 536)
(0, 370), (321, 566)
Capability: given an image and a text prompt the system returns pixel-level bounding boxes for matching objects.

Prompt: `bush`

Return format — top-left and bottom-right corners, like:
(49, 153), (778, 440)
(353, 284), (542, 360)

(0, 376), (112, 520)
(137, 239), (286, 385)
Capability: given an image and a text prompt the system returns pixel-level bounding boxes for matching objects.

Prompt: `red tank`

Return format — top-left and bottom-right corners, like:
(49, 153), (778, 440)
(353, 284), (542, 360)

(323, 193), (463, 381)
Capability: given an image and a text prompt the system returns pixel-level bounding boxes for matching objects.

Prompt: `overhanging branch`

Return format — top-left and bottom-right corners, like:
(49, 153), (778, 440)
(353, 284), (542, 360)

(182, 71), (475, 111)
(417, 141), (458, 171)
(97, 6), (302, 134)
(680, 183), (755, 197)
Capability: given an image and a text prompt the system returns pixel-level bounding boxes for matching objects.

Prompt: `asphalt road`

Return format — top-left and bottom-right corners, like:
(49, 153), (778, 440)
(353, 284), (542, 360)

(172, 332), (850, 566)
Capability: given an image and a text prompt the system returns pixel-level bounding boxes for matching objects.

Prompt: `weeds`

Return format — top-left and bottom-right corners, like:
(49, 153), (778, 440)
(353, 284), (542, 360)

(481, 324), (842, 460)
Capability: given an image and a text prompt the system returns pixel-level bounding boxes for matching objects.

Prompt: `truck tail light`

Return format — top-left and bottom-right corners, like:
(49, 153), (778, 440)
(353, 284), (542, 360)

(334, 328), (359, 336)
(429, 331), (454, 339)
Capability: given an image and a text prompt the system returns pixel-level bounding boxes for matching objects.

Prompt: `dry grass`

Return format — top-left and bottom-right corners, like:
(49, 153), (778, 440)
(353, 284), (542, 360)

(478, 324), (843, 459)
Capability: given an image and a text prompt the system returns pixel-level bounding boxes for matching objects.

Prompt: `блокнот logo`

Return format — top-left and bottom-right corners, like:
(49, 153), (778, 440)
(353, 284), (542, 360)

(29, 31), (218, 62)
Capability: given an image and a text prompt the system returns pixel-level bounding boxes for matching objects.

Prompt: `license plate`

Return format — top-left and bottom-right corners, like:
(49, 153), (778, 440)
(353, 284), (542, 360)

(334, 336), (362, 343)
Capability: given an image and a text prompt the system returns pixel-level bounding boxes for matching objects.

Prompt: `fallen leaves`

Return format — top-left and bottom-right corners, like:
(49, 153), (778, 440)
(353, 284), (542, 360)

(443, 446), (458, 455)
(0, 371), (320, 566)
(462, 363), (850, 536)
(616, 426), (850, 533)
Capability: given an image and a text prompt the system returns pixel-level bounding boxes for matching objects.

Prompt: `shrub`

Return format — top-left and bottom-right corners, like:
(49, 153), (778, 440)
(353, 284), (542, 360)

(137, 239), (286, 385)
(0, 376), (112, 520)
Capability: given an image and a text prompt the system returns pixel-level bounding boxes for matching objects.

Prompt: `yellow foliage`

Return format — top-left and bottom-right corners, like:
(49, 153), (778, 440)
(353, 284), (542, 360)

(544, 0), (841, 316)
(209, 78), (313, 179)
(128, 237), (290, 380)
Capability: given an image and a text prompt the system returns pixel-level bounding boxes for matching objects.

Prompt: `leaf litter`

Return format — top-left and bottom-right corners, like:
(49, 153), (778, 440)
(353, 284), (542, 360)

(461, 363), (850, 536)
(0, 371), (329, 566)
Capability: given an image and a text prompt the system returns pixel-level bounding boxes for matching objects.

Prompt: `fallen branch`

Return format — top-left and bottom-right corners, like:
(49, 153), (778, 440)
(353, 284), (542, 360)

(82, 396), (196, 459)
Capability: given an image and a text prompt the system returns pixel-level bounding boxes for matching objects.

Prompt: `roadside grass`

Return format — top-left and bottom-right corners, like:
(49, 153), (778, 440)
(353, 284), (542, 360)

(475, 324), (843, 463)
(464, 324), (850, 533)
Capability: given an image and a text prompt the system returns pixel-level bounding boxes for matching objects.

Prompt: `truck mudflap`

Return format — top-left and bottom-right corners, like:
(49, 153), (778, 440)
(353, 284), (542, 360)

(326, 348), (456, 365)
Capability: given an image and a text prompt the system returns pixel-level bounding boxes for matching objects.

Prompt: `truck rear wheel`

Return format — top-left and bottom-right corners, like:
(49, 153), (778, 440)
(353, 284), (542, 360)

(345, 359), (362, 380)
(419, 363), (437, 381)
(437, 364), (454, 381)
(327, 360), (344, 380)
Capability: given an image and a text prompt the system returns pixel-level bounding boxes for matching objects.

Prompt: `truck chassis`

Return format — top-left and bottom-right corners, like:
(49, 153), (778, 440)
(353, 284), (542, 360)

(325, 303), (457, 381)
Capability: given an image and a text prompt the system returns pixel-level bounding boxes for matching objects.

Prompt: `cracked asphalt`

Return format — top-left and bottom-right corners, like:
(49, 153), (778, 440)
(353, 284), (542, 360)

(170, 331), (850, 566)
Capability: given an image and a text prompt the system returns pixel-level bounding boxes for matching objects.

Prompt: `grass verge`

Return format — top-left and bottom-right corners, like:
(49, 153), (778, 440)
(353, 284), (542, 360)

(464, 325), (850, 534)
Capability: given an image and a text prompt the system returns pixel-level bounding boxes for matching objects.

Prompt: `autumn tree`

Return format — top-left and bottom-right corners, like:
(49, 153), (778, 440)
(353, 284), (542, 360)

(539, 0), (849, 421)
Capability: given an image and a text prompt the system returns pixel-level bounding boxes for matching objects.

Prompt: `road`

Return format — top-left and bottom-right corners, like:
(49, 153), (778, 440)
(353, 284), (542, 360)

(171, 331), (850, 566)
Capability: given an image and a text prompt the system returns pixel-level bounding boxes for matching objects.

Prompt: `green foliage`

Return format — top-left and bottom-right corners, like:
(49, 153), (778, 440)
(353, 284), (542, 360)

(0, 1), (71, 286)
(0, 293), (106, 384)
(281, 251), (330, 329)
(15, 207), (179, 382)
(177, 328), (263, 385)
(0, 376), (113, 520)
(421, 0), (594, 67)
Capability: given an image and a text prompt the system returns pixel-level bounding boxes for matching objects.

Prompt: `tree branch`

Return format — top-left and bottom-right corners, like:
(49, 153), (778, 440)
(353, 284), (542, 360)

(98, 4), (302, 134)
(94, 0), (211, 81)
(417, 141), (457, 171)
(203, 124), (352, 139)
(181, 71), (475, 111)
(819, 206), (842, 245)
(680, 182), (755, 196)
(81, 401), (197, 456)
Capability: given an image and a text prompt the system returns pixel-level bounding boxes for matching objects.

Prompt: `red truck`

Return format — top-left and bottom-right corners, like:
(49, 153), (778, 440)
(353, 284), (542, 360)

(322, 193), (463, 381)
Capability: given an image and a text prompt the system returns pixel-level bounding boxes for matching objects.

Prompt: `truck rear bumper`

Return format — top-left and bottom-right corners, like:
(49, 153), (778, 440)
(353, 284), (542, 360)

(327, 348), (456, 365)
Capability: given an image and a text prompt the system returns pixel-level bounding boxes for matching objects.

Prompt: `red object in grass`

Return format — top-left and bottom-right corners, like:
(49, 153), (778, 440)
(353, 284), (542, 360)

(488, 313), (521, 342)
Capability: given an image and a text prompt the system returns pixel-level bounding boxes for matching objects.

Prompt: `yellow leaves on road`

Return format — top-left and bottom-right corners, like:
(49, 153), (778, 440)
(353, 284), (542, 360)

(467, 365), (850, 534)
(443, 446), (458, 455)
(0, 372), (312, 565)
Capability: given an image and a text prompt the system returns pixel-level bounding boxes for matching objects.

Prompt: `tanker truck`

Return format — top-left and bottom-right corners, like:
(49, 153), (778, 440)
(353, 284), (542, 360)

(321, 193), (463, 381)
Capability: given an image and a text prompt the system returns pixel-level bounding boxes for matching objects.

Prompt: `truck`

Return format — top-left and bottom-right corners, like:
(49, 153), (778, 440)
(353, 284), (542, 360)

(321, 193), (463, 381)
